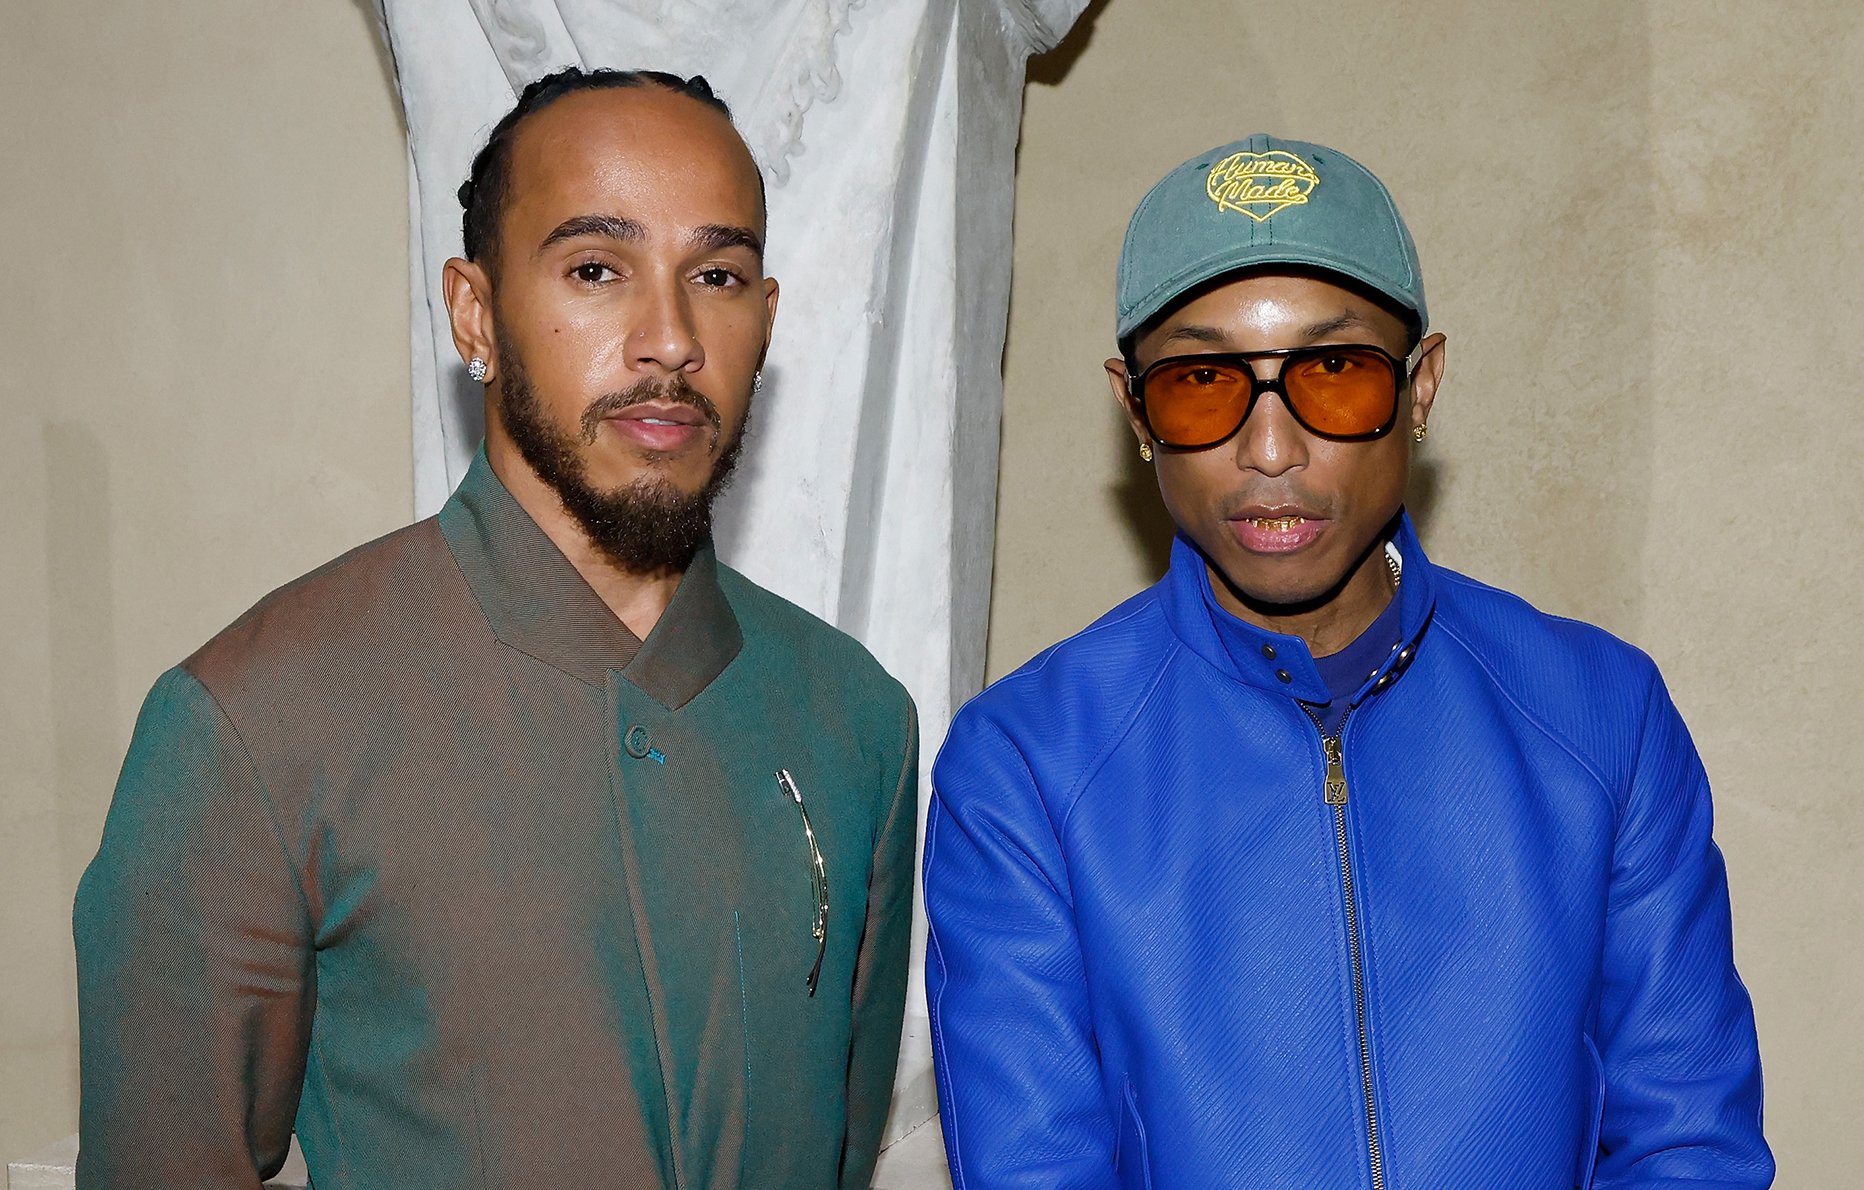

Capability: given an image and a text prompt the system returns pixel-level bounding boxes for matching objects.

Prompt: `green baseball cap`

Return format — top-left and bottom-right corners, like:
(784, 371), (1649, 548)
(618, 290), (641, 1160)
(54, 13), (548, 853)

(1115, 134), (1427, 344)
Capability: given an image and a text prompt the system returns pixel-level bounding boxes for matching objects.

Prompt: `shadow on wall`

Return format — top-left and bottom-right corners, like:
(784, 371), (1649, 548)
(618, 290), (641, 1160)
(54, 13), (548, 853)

(1027, 0), (1113, 87)
(996, 0), (1114, 384)
(349, 0), (408, 135)
(43, 420), (116, 1078)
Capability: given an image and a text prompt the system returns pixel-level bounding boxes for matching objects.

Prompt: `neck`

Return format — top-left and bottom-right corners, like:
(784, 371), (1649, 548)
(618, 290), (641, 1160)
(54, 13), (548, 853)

(486, 437), (685, 639)
(1207, 538), (1396, 658)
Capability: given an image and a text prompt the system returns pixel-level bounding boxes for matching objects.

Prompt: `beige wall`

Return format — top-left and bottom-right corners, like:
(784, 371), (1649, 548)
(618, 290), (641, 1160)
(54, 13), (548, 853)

(3, 0), (1857, 1182)
(994, 0), (1863, 1184)
(0, 1), (410, 1162)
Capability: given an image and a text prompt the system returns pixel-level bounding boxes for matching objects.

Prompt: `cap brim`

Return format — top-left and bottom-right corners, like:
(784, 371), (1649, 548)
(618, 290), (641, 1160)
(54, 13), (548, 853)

(1117, 245), (1425, 342)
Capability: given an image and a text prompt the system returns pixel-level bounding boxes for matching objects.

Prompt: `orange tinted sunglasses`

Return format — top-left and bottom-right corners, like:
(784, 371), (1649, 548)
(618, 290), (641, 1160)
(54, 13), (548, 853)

(1128, 344), (1410, 449)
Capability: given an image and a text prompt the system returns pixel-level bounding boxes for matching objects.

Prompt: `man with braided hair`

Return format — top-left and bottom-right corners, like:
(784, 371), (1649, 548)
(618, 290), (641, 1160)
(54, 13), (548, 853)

(75, 68), (916, 1189)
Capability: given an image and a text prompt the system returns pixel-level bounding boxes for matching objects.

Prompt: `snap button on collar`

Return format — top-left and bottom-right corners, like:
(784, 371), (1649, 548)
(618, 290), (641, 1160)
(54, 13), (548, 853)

(624, 724), (652, 759)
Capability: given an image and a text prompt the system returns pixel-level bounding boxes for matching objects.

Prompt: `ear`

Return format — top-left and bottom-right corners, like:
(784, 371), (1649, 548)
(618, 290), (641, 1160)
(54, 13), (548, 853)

(1104, 357), (1153, 450)
(1406, 332), (1447, 432)
(442, 257), (498, 382)
(759, 276), (780, 368)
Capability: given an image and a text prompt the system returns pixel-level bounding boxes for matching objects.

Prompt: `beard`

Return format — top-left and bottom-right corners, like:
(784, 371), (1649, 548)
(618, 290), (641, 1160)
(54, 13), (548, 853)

(494, 329), (747, 575)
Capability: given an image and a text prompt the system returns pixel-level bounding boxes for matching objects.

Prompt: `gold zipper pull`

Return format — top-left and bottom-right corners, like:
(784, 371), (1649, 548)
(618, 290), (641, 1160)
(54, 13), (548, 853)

(1323, 737), (1349, 805)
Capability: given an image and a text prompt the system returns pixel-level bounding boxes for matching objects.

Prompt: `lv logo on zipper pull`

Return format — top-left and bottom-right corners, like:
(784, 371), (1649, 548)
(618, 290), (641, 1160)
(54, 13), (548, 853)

(1323, 737), (1349, 805)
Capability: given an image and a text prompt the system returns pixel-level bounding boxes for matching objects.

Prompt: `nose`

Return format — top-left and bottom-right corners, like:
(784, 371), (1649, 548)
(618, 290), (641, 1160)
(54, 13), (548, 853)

(629, 278), (704, 375)
(1232, 361), (1308, 478)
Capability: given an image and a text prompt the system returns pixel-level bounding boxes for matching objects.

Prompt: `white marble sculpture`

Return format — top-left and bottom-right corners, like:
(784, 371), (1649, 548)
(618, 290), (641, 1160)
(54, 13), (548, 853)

(372, 0), (1089, 1144)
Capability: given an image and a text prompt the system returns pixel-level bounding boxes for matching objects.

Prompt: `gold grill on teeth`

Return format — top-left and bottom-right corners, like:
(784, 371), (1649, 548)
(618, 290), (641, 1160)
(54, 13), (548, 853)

(1249, 516), (1307, 530)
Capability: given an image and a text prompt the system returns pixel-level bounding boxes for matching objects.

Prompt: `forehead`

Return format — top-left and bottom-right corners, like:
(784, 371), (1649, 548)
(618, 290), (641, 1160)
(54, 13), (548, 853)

(501, 87), (764, 238)
(1145, 270), (1410, 352)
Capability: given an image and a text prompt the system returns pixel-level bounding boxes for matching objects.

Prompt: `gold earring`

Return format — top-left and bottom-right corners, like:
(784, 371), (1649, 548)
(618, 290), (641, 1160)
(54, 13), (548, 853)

(1139, 441), (1154, 462)
(1412, 424), (1429, 443)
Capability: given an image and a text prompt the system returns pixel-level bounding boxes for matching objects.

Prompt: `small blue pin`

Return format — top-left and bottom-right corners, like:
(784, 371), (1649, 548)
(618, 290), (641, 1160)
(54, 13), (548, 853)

(624, 725), (667, 764)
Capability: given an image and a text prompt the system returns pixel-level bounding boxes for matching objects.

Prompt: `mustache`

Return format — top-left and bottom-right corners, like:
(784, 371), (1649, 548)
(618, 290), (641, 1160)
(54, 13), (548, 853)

(1214, 487), (1334, 520)
(578, 375), (724, 445)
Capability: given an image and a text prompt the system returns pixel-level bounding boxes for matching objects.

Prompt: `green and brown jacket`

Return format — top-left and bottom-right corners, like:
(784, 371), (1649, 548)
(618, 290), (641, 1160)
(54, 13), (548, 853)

(75, 450), (918, 1189)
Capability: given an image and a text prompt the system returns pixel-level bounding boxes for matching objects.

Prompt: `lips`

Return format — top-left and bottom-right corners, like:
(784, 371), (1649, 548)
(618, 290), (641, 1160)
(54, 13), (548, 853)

(1228, 508), (1327, 554)
(603, 401), (711, 451)
(612, 401), (704, 427)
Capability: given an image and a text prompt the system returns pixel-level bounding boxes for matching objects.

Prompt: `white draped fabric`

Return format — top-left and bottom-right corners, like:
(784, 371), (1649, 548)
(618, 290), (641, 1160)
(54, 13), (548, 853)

(373, 0), (1088, 1142)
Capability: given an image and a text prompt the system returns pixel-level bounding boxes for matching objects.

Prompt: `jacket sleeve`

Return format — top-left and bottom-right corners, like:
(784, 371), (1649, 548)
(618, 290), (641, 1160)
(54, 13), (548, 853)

(1592, 670), (1774, 1188)
(839, 700), (920, 1189)
(73, 666), (314, 1189)
(924, 711), (1115, 1189)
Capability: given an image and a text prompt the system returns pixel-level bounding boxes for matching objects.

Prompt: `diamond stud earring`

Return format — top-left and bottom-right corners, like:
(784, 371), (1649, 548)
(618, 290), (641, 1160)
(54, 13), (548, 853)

(467, 357), (487, 383)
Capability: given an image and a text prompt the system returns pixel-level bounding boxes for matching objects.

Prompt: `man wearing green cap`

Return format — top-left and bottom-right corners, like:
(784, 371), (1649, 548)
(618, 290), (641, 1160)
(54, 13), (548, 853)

(924, 136), (1771, 1187)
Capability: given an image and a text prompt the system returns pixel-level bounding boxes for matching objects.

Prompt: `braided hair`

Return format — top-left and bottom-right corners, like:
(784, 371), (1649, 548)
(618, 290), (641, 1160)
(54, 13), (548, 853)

(457, 67), (748, 269)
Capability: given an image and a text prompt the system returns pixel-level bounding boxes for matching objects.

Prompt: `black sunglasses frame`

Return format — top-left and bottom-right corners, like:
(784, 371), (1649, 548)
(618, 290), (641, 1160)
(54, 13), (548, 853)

(1126, 343), (1413, 450)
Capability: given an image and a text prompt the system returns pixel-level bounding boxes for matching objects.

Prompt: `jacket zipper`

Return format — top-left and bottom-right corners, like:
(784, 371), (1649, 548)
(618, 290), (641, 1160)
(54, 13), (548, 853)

(1303, 704), (1386, 1190)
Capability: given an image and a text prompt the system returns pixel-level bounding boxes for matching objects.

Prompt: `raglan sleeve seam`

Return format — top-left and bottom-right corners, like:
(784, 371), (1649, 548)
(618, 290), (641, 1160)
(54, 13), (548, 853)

(177, 665), (317, 927)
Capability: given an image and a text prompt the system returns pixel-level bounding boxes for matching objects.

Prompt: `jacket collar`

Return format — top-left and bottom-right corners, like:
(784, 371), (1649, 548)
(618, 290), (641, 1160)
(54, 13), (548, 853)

(1161, 511), (1437, 704)
(438, 447), (742, 708)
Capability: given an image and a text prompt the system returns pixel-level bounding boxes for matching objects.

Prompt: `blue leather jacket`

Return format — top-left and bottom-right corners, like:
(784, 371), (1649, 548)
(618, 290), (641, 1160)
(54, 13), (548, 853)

(925, 518), (1771, 1189)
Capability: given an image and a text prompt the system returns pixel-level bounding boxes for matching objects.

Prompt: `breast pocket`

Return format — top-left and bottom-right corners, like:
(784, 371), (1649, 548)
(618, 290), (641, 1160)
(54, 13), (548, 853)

(1113, 1079), (1153, 1190)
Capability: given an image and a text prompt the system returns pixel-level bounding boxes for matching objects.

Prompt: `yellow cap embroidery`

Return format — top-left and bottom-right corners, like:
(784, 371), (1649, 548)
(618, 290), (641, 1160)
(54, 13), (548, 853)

(1206, 150), (1320, 222)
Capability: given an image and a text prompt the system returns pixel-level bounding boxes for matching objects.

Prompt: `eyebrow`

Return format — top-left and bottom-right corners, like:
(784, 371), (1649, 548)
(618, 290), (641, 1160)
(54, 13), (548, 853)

(1157, 324), (1231, 348)
(689, 223), (763, 259)
(535, 215), (763, 260)
(1159, 312), (1377, 351)
(1296, 311), (1377, 340)
(537, 214), (645, 253)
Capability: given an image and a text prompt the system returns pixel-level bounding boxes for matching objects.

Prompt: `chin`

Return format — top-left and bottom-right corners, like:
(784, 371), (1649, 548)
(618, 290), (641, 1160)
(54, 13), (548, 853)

(588, 447), (702, 487)
(1234, 577), (1338, 611)
(1210, 551), (1350, 612)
